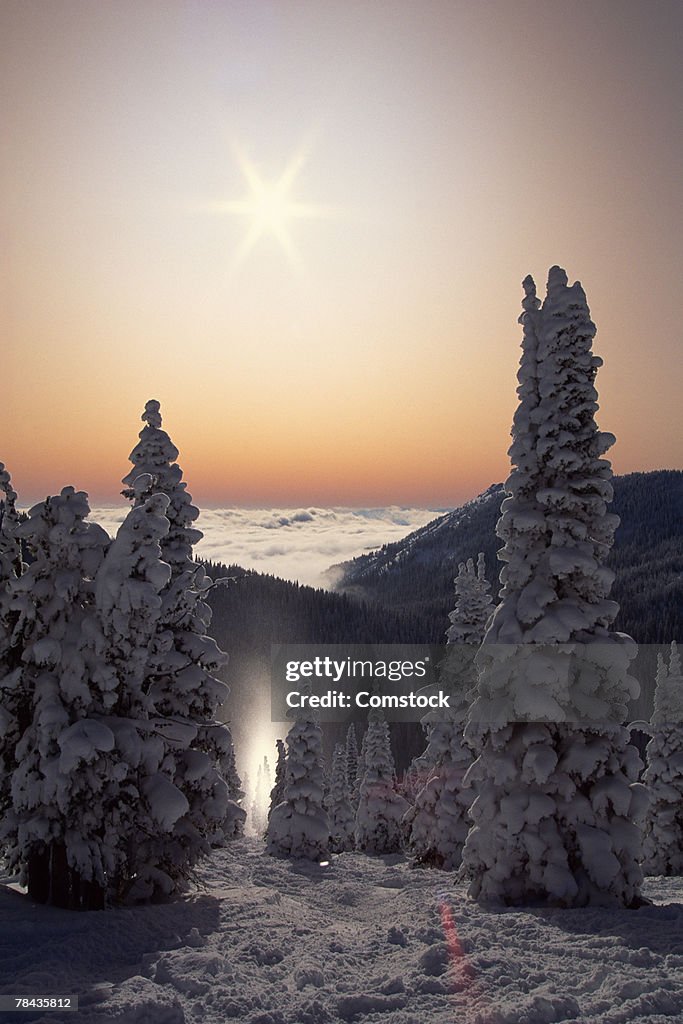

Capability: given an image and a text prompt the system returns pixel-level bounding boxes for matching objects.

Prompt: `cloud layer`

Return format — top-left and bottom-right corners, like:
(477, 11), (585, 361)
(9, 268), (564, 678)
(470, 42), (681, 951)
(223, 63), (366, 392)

(92, 505), (442, 588)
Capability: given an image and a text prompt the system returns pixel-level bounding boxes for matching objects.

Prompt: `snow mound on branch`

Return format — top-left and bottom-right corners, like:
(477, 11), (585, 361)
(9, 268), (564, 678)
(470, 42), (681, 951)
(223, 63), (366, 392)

(58, 719), (115, 773)
(143, 774), (190, 831)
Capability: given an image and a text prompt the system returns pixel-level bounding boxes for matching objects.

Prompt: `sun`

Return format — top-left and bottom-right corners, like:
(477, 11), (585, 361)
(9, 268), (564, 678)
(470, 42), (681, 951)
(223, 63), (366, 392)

(215, 143), (335, 270)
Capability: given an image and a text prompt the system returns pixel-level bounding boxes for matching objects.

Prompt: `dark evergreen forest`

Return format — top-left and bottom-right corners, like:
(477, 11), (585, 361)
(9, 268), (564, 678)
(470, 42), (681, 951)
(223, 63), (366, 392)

(332, 470), (682, 647)
(205, 470), (682, 769)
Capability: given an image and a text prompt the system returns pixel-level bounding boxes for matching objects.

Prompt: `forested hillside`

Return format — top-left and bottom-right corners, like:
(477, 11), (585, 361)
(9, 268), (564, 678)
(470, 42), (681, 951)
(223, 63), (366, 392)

(205, 469), (681, 762)
(204, 566), (430, 766)
(332, 470), (683, 646)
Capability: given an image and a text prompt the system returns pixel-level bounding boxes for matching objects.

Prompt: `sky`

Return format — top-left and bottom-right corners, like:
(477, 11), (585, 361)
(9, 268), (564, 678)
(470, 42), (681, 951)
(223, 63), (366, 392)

(2, 0), (682, 507)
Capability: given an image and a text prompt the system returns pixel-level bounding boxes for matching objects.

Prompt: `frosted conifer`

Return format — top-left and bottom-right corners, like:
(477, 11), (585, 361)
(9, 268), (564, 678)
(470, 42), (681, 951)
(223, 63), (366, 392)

(214, 729), (245, 840)
(463, 268), (647, 907)
(0, 464), (25, 826)
(268, 739), (287, 820)
(642, 643), (683, 875)
(400, 762), (423, 803)
(326, 743), (355, 852)
(345, 723), (359, 796)
(406, 555), (492, 869)
(267, 714), (329, 861)
(0, 488), (111, 907)
(0, 464), (22, 586)
(251, 757), (271, 838)
(356, 713), (408, 854)
(122, 400), (201, 578)
(122, 401), (226, 718)
(88, 491), (177, 900)
(353, 725), (368, 807)
(446, 554), (494, 646)
(120, 403), (237, 897)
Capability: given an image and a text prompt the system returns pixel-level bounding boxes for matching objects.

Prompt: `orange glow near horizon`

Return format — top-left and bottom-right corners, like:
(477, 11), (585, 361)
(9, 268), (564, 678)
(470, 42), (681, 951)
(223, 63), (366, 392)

(2, 2), (682, 509)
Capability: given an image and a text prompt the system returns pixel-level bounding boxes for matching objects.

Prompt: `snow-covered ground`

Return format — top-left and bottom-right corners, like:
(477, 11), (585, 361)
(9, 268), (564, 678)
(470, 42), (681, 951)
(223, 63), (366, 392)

(2, 839), (682, 1024)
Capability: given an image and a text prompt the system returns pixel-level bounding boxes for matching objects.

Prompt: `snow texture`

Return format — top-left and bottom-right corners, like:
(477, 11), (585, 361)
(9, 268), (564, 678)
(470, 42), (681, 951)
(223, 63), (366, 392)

(464, 269), (645, 908)
(1, 838), (682, 1024)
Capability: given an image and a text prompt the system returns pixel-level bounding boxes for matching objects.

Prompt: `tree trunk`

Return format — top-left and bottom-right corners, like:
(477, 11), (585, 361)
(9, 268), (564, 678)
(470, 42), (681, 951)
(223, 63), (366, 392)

(80, 877), (105, 911)
(49, 842), (71, 908)
(27, 847), (50, 904)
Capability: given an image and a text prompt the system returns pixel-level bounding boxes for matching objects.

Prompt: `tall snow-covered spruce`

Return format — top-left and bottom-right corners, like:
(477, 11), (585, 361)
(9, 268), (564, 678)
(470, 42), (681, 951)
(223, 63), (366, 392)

(0, 488), (111, 908)
(90, 489), (188, 901)
(463, 268), (647, 907)
(120, 401), (238, 898)
(266, 711), (329, 861)
(268, 739), (287, 821)
(405, 555), (492, 869)
(250, 756), (271, 838)
(355, 711), (408, 854)
(0, 464), (24, 827)
(345, 723), (359, 806)
(642, 643), (683, 875)
(326, 743), (355, 853)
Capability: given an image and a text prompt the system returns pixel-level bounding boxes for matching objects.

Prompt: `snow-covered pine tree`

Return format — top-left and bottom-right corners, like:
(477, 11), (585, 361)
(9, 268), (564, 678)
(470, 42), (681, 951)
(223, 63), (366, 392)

(251, 757), (271, 839)
(0, 464), (22, 585)
(642, 643), (683, 875)
(399, 762), (423, 804)
(122, 400), (226, 718)
(242, 770), (252, 826)
(345, 723), (359, 798)
(268, 739), (287, 821)
(463, 268), (647, 907)
(89, 488), (220, 900)
(352, 724), (368, 808)
(405, 554), (493, 869)
(355, 712), (408, 855)
(403, 549), (491, 801)
(120, 401), (236, 897)
(0, 464), (25, 829)
(214, 729), (246, 841)
(447, 554), (494, 643)
(122, 400), (202, 581)
(326, 743), (355, 853)
(0, 488), (111, 907)
(348, 724), (358, 786)
(266, 713), (329, 861)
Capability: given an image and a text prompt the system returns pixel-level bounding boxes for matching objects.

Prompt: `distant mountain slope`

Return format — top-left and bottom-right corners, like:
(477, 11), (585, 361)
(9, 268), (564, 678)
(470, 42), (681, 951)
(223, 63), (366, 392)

(204, 565), (429, 767)
(332, 470), (683, 646)
(203, 471), (680, 763)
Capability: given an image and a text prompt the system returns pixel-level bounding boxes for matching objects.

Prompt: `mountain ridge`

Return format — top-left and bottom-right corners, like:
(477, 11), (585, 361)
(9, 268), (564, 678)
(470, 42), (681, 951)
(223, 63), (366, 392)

(329, 469), (683, 647)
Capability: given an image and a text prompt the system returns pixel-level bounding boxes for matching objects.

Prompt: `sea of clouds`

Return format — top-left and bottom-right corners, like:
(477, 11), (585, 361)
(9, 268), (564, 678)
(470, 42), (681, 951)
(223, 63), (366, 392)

(92, 506), (443, 588)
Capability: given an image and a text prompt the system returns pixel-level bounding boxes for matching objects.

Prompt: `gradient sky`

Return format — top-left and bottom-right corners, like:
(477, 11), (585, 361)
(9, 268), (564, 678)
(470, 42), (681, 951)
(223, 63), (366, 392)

(2, 0), (682, 507)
